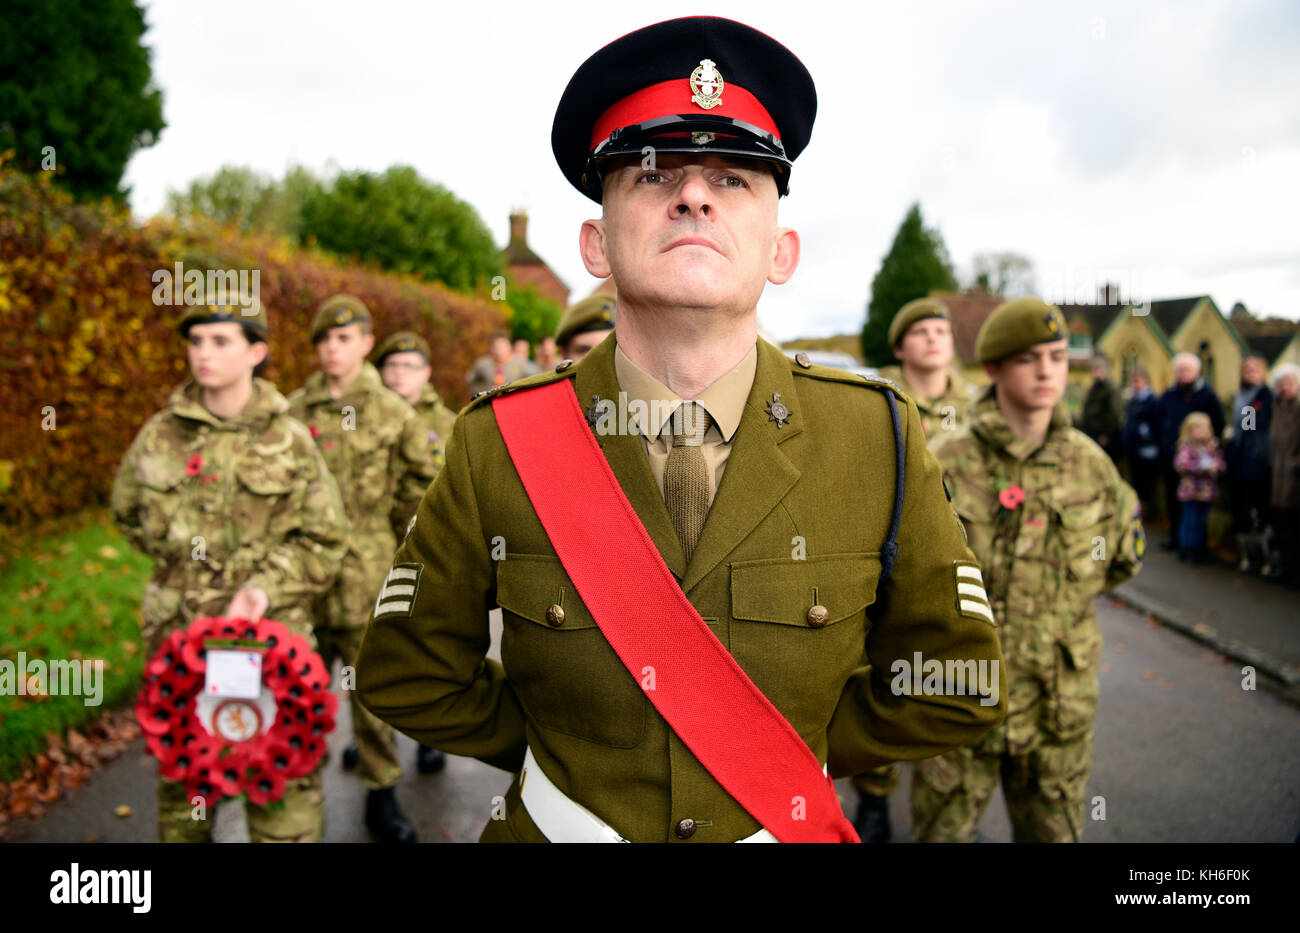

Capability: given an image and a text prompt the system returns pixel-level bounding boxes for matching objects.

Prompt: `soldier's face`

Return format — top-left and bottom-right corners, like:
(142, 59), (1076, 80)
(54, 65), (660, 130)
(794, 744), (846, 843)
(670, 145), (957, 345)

(1241, 357), (1265, 386)
(895, 318), (953, 370)
(984, 338), (1069, 413)
(380, 350), (431, 404)
(317, 324), (374, 380)
(579, 154), (799, 318)
(187, 322), (266, 389)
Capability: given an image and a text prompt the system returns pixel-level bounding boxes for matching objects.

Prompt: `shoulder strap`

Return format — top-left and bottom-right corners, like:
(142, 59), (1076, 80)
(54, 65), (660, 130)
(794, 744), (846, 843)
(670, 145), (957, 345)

(880, 390), (905, 584)
(493, 381), (858, 843)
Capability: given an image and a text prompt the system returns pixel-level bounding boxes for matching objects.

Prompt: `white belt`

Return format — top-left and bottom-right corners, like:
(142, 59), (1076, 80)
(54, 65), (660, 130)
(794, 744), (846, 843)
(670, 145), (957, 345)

(520, 746), (779, 843)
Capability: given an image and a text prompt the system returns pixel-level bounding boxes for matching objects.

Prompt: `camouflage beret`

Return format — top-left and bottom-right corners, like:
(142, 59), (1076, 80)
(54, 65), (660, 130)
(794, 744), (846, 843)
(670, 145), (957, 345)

(310, 294), (372, 342)
(177, 303), (268, 337)
(374, 331), (431, 365)
(975, 297), (1068, 363)
(888, 297), (950, 347)
(556, 294), (616, 347)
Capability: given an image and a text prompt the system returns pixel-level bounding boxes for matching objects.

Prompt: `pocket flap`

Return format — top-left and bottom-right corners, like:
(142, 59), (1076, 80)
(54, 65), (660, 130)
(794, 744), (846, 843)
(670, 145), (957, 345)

(496, 555), (597, 630)
(730, 553), (880, 627)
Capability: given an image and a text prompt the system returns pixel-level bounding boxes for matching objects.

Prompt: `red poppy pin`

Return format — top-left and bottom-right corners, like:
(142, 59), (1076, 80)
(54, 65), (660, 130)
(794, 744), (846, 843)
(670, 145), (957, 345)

(309, 424), (320, 440)
(998, 484), (1026, 510)
(186, 454), (203, 477)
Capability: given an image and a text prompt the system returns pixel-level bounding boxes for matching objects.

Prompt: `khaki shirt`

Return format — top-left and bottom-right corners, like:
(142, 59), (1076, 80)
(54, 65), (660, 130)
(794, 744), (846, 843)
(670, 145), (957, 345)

(613, 343), (756, 507)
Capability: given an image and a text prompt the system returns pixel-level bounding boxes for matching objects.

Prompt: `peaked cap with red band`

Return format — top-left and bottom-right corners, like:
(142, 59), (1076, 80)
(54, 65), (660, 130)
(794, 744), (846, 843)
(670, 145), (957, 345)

(552, 16), (817, 202)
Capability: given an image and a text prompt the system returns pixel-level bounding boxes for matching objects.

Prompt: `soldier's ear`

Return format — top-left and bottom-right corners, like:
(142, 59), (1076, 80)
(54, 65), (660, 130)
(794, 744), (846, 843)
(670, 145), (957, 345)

(982, 361), (1001, 382)
(580, 219), (611, 280)
(767, 227), (800, 286)
(248, 340), (268, 369)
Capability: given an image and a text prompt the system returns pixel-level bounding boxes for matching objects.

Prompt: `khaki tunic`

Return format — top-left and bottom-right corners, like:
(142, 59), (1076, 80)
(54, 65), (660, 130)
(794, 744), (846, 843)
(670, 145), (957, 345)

(411, 382), (458, 473)
(356, 334), (1007, 842)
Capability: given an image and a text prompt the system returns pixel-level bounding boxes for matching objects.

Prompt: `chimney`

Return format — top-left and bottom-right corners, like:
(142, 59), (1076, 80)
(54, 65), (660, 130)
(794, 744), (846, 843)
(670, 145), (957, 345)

(509, 210), (528, 244)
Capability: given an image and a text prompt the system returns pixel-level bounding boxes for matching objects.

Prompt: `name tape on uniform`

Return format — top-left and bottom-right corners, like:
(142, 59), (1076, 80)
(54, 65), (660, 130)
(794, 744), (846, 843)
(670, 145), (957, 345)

(373, 563), (424, 619)
(953, 561), (994, 625)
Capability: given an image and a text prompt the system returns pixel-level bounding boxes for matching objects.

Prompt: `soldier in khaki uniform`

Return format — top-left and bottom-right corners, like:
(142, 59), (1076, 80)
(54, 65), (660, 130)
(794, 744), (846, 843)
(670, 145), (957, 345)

(288, 295), (438, 843)
(852, 296), (975, 840)
(112, 303), (348, 842)
(911, 298), (1144, 843)
(555, 294), (616, 362)
(356, 17), (1006, 843)
(373, 330), (452, 774)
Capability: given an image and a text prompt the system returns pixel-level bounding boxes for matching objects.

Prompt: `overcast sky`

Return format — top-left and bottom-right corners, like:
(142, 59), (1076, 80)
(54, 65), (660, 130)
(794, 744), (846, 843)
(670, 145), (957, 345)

(124, 0), (1300, 342)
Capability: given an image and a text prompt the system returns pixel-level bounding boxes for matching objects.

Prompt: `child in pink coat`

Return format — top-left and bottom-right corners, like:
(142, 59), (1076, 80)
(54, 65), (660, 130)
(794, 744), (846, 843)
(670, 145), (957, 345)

(1173, 411), (1227, 563)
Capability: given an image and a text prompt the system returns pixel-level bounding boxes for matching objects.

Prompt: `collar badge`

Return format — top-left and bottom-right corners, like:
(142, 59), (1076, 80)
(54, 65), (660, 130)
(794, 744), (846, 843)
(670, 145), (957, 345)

(765, 392), (791, 428)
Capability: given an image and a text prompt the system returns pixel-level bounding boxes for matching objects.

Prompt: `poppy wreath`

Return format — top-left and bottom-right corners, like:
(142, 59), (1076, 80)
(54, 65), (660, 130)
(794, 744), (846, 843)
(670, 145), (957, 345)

(134, 616), (337, 808)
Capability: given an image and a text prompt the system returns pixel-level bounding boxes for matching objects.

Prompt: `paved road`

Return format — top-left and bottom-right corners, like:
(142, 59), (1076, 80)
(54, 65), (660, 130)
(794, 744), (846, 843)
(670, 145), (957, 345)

(11, 601), (1300, 842)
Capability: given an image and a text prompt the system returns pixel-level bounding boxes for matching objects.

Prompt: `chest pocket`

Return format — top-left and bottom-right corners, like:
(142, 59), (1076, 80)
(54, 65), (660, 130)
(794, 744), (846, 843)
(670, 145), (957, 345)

(729, 553), (880, 734)
(136, 455), (189, 543)
(1049, 496), (1112, 589)
(233, 459), (298, 554)
(496, 554), (647, 748)
(346, 428), (394, 514)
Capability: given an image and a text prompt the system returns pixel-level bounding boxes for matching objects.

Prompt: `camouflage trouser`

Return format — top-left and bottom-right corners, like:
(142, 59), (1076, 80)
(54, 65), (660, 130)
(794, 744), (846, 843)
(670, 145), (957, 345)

(852, 764), (900, 797)
(316, 624), (401, 790)
(909, 731), (1094, 843)
(156, 767), (324, 843)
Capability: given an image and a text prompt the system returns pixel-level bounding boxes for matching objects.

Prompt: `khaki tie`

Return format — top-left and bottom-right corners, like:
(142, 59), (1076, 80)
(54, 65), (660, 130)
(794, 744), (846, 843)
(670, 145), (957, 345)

(665, 401), (712, 563)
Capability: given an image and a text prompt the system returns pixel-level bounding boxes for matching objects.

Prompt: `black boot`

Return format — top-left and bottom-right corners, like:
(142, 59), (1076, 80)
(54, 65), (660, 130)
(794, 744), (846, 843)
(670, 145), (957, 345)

(416, 744), (446, 774)
(365, 787), (418, 844)
(853, 790), (892, 843)
(341, 742), (359, 769)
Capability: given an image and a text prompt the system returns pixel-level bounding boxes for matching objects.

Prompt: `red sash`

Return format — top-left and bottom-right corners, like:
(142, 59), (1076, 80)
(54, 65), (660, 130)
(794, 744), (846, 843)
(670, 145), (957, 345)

(493, 380), (858, 843)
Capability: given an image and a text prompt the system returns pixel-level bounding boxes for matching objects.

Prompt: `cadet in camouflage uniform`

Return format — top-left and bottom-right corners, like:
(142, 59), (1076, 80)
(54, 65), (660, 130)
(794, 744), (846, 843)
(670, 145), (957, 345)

(112, 303), (348, 843)
(374, 330), (452, 774)
(852, 297), (976, 840)
(288, 295), (438, 844)
(876, 297), (975, 440)
(375, 331), (455, 473)
(911, 298), (1144, 843)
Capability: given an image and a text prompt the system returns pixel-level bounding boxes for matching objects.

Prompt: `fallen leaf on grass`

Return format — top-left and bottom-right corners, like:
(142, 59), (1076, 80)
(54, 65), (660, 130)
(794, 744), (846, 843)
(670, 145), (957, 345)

(97, 546), (118, 560)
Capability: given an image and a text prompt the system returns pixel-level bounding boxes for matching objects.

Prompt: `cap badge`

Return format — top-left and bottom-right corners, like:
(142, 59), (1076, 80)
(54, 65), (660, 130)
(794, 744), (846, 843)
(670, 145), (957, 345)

(690, 58), (724, 110)
(1045, 312), (1062, 337)
(765, 392), (791, 428)
(691, 131), (716, 145)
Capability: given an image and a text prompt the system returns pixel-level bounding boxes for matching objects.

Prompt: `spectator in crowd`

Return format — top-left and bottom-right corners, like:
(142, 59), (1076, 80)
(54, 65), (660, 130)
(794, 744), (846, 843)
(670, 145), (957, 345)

(466, 331), (533, 398)
(1077, 355), (1124, 463)
(1158, 353), (1224, 549)
(1224, 355), (1273, 571)
(1123, 368), (1162, 514)
(1173, 412), (1226, 564)
(1267, 364), (1300, 587)
(535, 335), (559, 371)
(513, 338), (540, 377)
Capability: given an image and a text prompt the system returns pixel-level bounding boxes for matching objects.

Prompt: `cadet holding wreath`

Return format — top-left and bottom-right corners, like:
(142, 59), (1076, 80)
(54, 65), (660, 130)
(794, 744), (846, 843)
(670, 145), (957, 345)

(112, 302), (348, 842)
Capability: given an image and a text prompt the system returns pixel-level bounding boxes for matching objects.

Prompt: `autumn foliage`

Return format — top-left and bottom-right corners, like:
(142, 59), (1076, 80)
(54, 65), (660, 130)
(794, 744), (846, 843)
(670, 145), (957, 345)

(0, 164), (508, 527)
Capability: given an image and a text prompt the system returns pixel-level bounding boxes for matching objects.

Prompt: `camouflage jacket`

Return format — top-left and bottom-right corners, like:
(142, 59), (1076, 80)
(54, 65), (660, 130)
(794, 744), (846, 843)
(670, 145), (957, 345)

(287, 362), (436, 545)
(932, 387), (1143, 705)
(412, 383), (456, 473)
(877, 365), (974, 442)
(111, 379), (349, 649)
